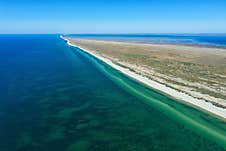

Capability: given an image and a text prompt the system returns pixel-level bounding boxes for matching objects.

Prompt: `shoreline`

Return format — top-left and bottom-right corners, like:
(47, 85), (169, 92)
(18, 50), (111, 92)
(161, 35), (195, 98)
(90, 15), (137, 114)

(61, 35), (226, 120)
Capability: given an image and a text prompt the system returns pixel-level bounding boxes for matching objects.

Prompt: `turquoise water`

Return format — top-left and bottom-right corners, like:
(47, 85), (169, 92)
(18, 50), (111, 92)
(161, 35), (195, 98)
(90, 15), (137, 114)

(0, 35), (225, 151)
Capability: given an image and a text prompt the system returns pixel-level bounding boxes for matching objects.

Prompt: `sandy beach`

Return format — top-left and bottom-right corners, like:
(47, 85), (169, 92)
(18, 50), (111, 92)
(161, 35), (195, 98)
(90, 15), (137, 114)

(61, 36), (226, 120)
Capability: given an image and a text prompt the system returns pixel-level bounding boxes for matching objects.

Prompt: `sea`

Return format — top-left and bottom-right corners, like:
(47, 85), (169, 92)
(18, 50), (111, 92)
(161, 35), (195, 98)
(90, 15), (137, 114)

(0, 34), (225, 151)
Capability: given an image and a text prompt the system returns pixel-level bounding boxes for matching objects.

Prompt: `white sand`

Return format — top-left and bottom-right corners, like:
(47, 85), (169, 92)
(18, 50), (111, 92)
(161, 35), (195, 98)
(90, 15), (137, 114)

(61, 36), (226, 120)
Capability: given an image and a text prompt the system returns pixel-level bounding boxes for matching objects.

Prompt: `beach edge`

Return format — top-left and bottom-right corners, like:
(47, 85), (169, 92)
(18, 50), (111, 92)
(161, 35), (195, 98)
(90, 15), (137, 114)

(61, 35), (226, 120)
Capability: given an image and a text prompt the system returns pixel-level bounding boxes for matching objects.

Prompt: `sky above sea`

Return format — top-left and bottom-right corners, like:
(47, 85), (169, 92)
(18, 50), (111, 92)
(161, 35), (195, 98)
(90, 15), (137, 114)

(0, 0), (226, 33)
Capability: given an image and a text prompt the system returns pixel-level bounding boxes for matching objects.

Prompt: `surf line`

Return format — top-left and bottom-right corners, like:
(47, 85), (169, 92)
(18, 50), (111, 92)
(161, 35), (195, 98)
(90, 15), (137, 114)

(63, 36), (226, 149)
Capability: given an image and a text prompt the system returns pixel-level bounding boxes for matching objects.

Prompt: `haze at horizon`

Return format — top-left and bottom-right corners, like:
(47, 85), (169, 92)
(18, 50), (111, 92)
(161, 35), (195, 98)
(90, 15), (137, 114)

(0, 0), (226, 34)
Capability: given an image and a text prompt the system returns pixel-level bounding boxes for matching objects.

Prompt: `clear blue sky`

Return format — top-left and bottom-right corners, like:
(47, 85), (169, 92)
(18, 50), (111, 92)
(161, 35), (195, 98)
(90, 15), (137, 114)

(0, 0), (226, 34)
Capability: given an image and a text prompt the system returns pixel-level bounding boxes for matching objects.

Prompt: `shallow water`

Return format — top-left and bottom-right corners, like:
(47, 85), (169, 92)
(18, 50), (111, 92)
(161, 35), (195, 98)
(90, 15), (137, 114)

(0, 35), (225, 151)
(68, 34), (226, 48)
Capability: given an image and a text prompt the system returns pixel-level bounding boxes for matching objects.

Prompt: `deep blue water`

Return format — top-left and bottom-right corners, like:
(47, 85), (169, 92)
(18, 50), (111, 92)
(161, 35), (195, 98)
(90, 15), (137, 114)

(0, 35), (225, 151)
(67, 34), (226, 48)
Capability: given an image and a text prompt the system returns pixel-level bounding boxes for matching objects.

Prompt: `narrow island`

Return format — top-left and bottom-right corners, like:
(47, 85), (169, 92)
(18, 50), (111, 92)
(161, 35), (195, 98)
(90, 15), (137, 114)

(61, 36), (226, 120)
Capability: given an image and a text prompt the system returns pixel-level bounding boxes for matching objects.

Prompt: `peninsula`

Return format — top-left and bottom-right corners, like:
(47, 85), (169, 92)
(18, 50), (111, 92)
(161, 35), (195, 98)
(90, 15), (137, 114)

(62, 36), (226, 120)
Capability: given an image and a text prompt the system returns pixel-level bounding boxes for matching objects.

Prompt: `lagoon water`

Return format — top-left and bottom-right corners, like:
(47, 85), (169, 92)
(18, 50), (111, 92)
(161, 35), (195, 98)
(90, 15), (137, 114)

(0, 35), (225, 151)
(69, 34), (226, 48)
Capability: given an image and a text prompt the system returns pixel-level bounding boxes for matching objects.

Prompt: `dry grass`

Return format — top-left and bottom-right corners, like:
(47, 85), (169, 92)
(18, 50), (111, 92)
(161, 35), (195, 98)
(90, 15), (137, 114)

(68, 38), (226, 107)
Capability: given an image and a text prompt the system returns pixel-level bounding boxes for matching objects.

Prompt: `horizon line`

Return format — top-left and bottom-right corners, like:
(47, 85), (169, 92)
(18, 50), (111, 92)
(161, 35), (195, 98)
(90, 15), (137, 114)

(1, 33), (226, 35)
